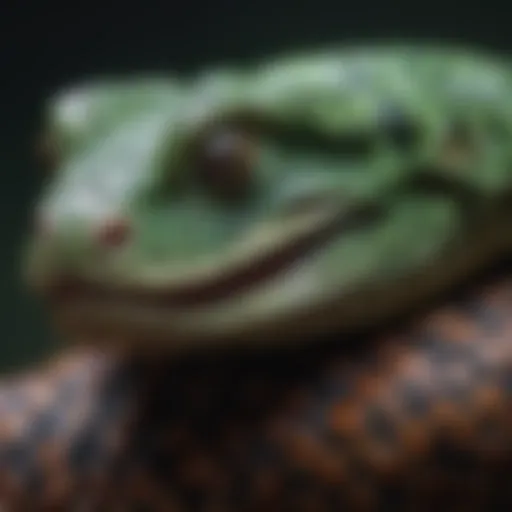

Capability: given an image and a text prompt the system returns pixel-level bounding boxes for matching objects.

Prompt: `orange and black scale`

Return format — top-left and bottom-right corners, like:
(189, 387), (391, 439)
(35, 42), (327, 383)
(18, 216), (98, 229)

(3, 270), (512, 510)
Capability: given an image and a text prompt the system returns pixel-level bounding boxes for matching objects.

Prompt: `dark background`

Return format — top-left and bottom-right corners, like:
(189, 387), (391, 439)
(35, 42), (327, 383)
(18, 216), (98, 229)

(0, 1), (506, 371)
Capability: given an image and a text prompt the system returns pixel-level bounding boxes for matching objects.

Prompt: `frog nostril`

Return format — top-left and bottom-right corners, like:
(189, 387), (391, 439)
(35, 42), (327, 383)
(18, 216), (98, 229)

(95, 217), (131, 248)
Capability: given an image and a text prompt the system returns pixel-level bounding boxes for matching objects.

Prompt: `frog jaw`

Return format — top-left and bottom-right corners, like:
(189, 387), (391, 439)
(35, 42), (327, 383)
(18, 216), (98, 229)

(41, 201), (381, 347)
(41, 195), (511, 353)
(50, 219), (510, 354)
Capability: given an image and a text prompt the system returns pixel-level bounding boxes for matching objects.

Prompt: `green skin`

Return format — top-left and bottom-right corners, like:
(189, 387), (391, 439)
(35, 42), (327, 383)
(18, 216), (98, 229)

(25, 45), (512, 352)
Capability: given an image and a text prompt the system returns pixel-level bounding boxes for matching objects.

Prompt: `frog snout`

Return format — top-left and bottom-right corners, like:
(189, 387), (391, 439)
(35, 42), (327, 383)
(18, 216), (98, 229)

(25, 211), (133, 292)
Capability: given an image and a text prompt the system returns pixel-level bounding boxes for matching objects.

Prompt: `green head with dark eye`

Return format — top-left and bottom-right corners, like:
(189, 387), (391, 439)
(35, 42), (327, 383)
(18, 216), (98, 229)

(24, 46), (512, 351)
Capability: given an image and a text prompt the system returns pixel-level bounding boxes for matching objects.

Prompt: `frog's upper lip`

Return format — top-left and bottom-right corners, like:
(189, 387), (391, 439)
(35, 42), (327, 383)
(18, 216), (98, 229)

(45, 204), (380, 309)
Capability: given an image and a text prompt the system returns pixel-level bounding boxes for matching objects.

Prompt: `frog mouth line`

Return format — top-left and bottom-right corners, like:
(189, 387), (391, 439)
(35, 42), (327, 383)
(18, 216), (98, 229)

(47, 205), (381, 310)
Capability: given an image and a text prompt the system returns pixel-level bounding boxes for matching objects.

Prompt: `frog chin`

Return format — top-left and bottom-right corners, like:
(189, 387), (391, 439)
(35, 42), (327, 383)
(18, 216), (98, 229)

(49, 270), (357, 354)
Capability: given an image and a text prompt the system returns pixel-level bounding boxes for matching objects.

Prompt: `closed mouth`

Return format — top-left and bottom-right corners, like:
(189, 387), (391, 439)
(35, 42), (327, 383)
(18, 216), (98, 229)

(46, 204), (381, 310)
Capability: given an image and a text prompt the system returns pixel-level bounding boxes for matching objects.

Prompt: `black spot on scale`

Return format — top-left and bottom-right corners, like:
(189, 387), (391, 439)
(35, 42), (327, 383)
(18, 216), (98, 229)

(429, 438), (480, 473)
(67, 409), (110, 473)
(27, 408), (64, 443)
(416, 334), (475, 366)
(376, 482), (410, 511)
(364, 405), (398, 446)
(0, 441), (32, 479)
(396, 381), (431, 419)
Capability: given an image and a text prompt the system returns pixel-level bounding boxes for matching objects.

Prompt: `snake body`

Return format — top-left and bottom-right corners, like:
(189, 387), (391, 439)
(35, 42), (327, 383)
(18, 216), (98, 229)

(2, 268), (512, 509)
(3, 46), (512, 509)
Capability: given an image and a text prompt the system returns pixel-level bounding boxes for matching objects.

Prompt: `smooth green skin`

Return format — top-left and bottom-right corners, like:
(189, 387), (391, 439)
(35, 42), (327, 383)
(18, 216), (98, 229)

(24, 46), (512, 350)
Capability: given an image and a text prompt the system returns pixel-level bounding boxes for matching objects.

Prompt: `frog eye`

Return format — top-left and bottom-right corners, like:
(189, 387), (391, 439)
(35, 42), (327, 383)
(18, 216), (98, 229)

(195, 127), (257, 199)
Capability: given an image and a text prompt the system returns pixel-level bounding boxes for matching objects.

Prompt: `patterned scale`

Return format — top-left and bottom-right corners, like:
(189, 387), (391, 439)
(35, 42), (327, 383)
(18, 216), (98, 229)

(2, 269), (512, 510)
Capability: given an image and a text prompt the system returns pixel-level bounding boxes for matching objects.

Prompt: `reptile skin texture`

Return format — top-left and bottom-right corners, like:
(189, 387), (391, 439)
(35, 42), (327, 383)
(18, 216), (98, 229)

(2, 269), (512, 510)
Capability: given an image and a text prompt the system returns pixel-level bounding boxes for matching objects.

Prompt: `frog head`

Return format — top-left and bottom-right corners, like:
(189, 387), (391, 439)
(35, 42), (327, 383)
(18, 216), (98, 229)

(24, 47), (512, 352)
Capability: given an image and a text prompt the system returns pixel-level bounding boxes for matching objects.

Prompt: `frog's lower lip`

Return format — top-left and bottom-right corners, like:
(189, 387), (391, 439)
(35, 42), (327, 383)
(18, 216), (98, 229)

(47, 205), (380, 310)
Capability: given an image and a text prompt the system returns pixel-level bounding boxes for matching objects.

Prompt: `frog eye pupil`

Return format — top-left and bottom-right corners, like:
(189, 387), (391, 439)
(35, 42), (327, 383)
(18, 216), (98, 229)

(198, 128), (254, 198)
(206, 131), (240, 158)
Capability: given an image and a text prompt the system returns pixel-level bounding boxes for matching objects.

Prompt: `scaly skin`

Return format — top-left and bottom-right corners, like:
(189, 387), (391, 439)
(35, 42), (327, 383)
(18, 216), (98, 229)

(2, 270), (512, 509)
(2, 46), (512, 509)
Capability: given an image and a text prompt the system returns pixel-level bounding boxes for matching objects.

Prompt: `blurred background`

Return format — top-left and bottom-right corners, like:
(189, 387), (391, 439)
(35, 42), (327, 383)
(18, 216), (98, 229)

(0, 1), (506, 372)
